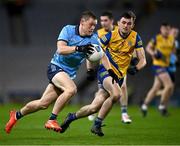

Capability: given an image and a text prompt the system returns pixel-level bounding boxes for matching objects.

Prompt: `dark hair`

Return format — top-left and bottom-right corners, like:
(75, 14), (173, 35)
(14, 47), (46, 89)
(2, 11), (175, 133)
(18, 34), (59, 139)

(120, 11), (136, 22)
(101, 11), (114, 19)
(81, 11), (97, 21)
(161, 22), (170, 27)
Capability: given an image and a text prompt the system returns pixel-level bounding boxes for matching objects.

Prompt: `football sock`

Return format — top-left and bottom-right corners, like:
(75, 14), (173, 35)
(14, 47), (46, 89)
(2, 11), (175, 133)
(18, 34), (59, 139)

(158, 104), (166, 110)
(121, 105), (127, 114)
(68, 113), (77, 122)
(49, 113), (57, 120)
(16, 111), (23, 120)
(142, 104), (148, 110)
(94, 117), (103, 127)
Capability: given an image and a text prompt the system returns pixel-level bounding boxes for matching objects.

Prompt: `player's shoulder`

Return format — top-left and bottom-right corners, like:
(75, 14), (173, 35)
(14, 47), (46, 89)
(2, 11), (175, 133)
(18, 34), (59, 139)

(130, 30), (138, 37)
(62, 25), (76, 31)
(168, 34), (175, 41)
(97, 28), (108, 38)
(97, 27), (105, 33)
(156, 33), (162, 39)
(128, 30), (140, 42)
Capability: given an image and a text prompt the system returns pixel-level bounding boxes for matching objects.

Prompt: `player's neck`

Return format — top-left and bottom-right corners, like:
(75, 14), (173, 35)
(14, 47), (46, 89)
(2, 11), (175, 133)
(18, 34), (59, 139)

(161, 34), (168, 39)
(119, 30), (131, 39)
(105, 25), (114, 32)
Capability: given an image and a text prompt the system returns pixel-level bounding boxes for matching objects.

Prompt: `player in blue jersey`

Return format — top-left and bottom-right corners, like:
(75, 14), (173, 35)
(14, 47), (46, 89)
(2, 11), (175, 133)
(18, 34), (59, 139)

(5, 11), (117, 134)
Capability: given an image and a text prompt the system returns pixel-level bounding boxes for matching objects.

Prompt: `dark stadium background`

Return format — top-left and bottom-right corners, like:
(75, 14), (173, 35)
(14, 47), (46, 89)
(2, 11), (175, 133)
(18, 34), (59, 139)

(0, 0), (180, 106)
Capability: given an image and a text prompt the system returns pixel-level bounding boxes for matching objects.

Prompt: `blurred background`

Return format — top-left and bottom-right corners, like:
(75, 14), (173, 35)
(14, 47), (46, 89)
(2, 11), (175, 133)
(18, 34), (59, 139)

(0, 0), (179, 106)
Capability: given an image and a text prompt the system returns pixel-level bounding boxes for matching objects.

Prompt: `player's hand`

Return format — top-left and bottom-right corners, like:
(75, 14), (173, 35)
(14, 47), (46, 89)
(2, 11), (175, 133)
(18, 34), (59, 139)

(87, 69), (96, 81)
(108, 69), (119, 84)
(154, 50), (163, 59)
(130, 57), (139, 66)
(75, 44), (94, 56)
(127, 66), (138, 75)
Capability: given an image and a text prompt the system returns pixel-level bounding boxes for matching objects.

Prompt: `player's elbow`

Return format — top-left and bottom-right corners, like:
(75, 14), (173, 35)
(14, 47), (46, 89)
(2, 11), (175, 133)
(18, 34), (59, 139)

(138, 58), (146, 69)
(57, 47), (64, 55)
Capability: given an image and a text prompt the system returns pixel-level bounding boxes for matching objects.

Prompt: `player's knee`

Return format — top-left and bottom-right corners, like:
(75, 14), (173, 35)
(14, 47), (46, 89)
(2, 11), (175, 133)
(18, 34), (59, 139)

(121, 84), (126, 90)
(151, 86), (159, 93)
(66, 86), (77, 97)
(111, 92), (121, 102)
(39, 100), (50, 109)
(165, 83), (174, 92)
(90, 104), (100, 113)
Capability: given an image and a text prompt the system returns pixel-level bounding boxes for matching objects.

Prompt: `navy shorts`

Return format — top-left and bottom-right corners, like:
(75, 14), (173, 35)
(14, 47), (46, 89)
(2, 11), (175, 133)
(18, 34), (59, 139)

(152, 65), (175, 83)
(97, 65), (124, 88)
(47, 63), (64, 83)
(152, 65), (168, 75)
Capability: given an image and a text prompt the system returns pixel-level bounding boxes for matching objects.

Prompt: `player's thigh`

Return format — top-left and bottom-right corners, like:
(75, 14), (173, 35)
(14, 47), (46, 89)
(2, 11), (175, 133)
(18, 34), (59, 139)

(52, 71), (77, 92)
(121, 75), (127, 91)
(40, 83), (62, 105)
(158, 72), (173, 87)
(103, 76), (121, 97)
(91, 88), (109, 106)
(152, 76), (162, 89)
(122, 75), (127, 87)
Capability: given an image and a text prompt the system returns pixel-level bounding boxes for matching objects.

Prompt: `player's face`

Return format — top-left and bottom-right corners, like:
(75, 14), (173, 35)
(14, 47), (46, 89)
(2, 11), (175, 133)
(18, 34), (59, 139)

(81, 18), (97, 36)
(160, 26), (169, 37)
(170, 28), (179, 38)
(100, 16), (113, 31)
(118, 17), (134, 34)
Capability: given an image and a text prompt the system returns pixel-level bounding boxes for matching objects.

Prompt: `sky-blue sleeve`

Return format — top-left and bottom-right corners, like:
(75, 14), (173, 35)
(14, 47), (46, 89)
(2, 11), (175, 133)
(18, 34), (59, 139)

(57, 25), (70, 42)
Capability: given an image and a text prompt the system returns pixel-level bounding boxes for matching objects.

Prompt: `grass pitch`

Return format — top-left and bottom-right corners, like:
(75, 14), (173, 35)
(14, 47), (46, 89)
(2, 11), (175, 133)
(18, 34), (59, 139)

(0, 104), (180, 145)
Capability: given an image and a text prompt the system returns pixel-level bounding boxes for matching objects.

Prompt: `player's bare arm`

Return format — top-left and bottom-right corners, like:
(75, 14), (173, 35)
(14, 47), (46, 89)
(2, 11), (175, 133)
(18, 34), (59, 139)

(57, 41), (76, 54)
(135, 48), (146, 70)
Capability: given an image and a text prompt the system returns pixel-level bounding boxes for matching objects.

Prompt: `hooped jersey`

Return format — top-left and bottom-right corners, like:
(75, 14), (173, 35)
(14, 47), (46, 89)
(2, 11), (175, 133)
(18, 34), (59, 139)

(99, 28), (143, 78)
(149, 34), (175, 67)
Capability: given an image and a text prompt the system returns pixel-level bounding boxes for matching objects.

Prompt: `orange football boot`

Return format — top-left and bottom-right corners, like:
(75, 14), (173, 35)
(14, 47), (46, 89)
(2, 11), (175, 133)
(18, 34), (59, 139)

(5, 111), (17, 134)
(45, 120), (62, 132)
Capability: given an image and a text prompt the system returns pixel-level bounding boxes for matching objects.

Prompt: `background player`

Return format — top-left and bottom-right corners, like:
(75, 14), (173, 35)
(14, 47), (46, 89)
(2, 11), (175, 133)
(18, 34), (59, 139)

(5, 11), (116, 134)
(141, 23), (175, 117)
(60, 11), (146, 136)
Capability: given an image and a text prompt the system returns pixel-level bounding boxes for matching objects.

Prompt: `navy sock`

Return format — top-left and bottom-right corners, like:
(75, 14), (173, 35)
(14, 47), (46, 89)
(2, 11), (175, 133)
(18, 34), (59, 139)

(94, 117), (103, 127)
(16, 111), (23, 120)
(49, 113), (57, 120)
(121, 105), (127, 114)
(68, 113), (77, 121)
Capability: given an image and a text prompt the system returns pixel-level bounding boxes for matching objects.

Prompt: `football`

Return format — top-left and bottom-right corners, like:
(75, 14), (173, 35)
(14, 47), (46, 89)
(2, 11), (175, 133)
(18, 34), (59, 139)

(87, 44), (104, 62)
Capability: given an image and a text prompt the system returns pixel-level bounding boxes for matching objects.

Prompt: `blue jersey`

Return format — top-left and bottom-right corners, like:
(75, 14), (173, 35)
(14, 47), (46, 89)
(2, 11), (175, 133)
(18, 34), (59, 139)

(51, 25), (99, 79)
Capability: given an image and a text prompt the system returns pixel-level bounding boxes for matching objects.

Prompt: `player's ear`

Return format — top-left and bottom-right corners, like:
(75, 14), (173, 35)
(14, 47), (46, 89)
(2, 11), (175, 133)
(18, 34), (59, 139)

(111, 19), (114, 24)
(117, 20), (120, 26)
(80, 18), (85, 25)
(131, 23), (135, 29)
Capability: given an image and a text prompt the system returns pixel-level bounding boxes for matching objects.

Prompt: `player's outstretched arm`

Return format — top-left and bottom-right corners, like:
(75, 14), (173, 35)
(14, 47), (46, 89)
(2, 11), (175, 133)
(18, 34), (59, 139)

(146, 42), (155, 58)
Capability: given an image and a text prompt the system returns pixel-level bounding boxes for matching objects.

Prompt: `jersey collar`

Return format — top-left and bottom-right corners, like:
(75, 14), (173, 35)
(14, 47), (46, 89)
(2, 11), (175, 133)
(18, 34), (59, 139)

(119, 30), (132, 39)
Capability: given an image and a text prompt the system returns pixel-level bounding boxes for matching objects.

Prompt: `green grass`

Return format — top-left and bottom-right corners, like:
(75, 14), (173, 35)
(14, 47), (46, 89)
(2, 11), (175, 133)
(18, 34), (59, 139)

(0, 104), (180, 145)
